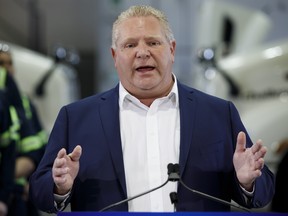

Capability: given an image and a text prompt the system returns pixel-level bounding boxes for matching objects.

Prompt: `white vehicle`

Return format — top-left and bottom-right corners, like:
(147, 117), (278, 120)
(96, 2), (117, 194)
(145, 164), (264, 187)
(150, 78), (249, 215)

(0, 40), (79, 134)
(195, 1), (288, 173)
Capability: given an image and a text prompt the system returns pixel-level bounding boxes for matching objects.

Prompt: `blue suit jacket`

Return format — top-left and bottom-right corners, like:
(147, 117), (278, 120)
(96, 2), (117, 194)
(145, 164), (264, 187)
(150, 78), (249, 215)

(29, 82), (274, 213)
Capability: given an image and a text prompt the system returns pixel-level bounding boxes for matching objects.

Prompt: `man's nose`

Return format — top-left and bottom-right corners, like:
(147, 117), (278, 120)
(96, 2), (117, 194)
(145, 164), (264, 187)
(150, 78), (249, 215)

(136, 44), (151, 58)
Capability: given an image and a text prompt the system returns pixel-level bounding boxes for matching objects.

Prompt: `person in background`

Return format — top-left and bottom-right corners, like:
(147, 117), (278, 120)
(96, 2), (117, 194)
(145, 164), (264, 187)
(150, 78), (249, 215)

(29, 5), (274, 213)
(271, 138), (288, 212)
(0, 45), (47, 216)
(0, 67), (17, 216)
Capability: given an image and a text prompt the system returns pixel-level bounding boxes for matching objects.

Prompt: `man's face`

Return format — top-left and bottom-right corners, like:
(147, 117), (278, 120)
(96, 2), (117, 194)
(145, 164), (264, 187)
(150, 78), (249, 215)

(0, 52), (14, 76)
(111, 16), (176, 100)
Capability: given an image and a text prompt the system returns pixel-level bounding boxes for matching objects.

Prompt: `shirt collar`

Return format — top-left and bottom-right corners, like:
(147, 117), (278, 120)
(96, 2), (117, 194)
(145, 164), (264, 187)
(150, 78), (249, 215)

(119, 74), (179, 109)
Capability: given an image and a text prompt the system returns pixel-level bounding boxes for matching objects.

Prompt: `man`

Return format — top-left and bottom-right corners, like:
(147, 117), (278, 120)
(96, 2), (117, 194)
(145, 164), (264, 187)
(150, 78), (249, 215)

(29, 5), (274, 213)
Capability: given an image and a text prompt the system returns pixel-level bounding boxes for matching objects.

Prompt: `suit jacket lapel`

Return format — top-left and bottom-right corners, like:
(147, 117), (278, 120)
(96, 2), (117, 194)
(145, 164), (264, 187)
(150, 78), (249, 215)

(178, 83), (197, 176)
(99, 85), (127, 197)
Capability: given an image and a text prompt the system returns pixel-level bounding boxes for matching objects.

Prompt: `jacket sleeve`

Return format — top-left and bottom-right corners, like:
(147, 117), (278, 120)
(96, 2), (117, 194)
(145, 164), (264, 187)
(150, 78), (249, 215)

(228, 101), (275, 208)
(29, 106), (69, 213)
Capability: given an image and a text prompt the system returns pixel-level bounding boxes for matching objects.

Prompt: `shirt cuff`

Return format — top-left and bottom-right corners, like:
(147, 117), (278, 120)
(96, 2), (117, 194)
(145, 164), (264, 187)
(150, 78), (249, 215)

(239, 184), (254, 197)
(239, 184), (254, 205)
(54, 190), (71, 211)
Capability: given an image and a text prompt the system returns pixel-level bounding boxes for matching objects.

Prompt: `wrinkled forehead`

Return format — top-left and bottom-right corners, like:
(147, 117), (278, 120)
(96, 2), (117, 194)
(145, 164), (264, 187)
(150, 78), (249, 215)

(115, 16), (167, 42)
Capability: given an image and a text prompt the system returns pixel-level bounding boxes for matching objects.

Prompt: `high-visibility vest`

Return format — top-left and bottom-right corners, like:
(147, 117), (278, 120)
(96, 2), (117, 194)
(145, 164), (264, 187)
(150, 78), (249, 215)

(0, 67), (20, 148)
(0, 67), (46, 153)
(17, 94), (47, 153)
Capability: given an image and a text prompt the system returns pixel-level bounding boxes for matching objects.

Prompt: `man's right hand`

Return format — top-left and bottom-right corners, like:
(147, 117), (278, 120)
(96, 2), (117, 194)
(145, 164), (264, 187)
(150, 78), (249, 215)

(52, 145), (82, 195)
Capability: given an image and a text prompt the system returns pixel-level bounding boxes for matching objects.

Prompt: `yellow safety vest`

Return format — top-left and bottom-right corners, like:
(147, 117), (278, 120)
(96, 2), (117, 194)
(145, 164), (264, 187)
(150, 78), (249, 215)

(0, 67), (21, 148)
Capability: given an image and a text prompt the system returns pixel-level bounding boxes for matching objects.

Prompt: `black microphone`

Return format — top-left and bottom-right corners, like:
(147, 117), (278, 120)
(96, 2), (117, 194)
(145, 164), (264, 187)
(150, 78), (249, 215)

(168, 163), (180, 182)
(170, 163), (251, 212)
(170, 192), (178, 204)
(99, 164), (175, 212)
(169, 192), (178, 211)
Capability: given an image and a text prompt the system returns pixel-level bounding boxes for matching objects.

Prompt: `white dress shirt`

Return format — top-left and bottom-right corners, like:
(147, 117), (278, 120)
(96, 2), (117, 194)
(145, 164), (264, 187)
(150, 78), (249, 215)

(119, 78), (180, 212)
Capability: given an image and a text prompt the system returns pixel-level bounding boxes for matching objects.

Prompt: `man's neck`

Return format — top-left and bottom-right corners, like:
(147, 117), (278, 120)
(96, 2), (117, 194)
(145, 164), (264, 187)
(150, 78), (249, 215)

(138, 81), (174, 107)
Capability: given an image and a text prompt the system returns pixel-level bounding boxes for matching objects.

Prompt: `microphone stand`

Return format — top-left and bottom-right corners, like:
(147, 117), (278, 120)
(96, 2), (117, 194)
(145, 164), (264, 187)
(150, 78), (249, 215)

(99, 179), (169, 212)
(99, 163), (178, 211)
(99, 163), (250, 212)
(170, 163), (251, 213)
(179, 178), (250, 212)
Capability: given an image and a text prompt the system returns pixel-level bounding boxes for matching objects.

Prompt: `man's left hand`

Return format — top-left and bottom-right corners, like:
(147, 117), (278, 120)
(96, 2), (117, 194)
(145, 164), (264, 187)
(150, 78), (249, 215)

(233, 131), (267, 191)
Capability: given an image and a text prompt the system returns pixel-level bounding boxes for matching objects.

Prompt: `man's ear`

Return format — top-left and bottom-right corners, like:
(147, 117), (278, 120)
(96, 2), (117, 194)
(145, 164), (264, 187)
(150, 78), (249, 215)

(111, 48), (118, 67)
(111, 48), (116, 61)
(170, 41), (176, 63)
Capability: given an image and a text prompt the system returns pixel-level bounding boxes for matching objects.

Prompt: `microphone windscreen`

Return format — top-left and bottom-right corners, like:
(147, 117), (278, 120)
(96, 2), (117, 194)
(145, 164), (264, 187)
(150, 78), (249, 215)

(173, 164), (180, 174)
(167, 163), (174, 175)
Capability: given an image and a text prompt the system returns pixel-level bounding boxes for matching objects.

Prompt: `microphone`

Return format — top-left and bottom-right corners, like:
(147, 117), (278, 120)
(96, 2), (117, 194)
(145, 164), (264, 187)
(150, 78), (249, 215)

(168, 163), (180, 182)
(170, 192), (178, 205)
(169, 192), (178, 211)
(169, 163), (251, 212)
(99, 164), (175, 212)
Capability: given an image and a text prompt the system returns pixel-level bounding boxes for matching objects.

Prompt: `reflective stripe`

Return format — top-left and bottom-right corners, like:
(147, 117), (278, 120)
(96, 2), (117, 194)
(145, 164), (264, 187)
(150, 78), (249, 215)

(15, 177), (27, 186)
(38, 130), (48, 144)
(0, 130), (11, 147)
(0, 67), (7, 89)
(0, 106), (20, 147)
(21, 95), (32, 119)
(17, 135), (43, 153)
(9, 106), (20, 141)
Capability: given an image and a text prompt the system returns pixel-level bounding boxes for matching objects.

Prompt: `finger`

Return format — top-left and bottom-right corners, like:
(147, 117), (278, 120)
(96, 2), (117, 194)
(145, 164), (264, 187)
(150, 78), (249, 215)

(53, 157), (66, 169)
(254, 146), (267, 161)
(254, 158), (265, 170)
(53, 167), (68, 177)
(235, 131), (246, 152)
(57, 148), (67, 159)
(250, 169), (262, 179)
(251, 139), (263, 154)
(54, 176), (67, 185)
(68, 145), (82, 162)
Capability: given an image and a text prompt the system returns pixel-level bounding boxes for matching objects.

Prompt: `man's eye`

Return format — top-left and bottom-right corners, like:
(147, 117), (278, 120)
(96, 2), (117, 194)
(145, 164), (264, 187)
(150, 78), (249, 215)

(148, 41), (161, 46)
(125, 44), (135, 48)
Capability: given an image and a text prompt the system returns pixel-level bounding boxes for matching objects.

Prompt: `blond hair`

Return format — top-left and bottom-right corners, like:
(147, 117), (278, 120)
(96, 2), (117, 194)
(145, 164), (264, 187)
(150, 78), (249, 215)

(111, 5), (175, 49)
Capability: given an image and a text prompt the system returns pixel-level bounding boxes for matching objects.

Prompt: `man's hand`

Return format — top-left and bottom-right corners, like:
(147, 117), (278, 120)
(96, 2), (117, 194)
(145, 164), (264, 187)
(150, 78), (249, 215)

(233, 131), (267, 191)
(52, 145), (82, 195)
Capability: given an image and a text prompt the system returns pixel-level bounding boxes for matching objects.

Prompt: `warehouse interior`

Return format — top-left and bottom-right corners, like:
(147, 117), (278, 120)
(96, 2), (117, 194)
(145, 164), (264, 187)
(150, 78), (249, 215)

(1, 0), (288, 215)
